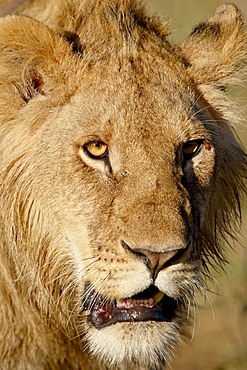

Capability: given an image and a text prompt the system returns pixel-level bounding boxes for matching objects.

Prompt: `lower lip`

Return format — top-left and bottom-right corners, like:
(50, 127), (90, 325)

(88, 296), (177, 329)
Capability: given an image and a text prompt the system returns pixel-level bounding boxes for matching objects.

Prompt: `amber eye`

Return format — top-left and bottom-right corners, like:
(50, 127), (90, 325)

(83, 141), (108, 159)
(182, 140), (202, 158)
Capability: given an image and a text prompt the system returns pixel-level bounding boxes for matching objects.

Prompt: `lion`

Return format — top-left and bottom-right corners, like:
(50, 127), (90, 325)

(0, 0), (246, 369)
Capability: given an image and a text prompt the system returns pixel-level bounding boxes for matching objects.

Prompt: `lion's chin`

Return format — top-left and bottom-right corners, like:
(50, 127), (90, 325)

(83, 285), (177, 329)
(85, 320), (181, 368)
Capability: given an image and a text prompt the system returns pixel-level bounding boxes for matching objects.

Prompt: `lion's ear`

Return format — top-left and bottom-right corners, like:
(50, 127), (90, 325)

(179, 4), (246, 87)
(0, 15), (75, 113)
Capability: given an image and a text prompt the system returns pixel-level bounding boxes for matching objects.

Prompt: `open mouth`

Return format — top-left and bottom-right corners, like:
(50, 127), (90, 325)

(83, 285), (177, 329)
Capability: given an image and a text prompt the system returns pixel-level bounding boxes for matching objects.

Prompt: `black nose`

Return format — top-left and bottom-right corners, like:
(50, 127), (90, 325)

(122, 241), (180, 279)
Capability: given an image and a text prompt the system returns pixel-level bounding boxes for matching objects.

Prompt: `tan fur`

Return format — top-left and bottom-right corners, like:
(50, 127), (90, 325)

(0, 1), (246, 369)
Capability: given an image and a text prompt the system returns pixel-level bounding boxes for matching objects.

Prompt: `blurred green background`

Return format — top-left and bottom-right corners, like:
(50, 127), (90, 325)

(143, 1), (247, 369)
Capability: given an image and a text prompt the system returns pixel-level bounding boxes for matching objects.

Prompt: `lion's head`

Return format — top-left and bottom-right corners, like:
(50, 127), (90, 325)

(0, 0), (246, 369)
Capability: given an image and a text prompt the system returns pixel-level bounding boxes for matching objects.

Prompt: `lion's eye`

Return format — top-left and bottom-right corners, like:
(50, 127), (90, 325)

(83, 141), (108, 159)
(182, 140), (202, 159)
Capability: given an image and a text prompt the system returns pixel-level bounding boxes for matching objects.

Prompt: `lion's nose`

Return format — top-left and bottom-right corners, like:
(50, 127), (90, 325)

(134, 249), (178, 279)
(122, 241), (180, 279)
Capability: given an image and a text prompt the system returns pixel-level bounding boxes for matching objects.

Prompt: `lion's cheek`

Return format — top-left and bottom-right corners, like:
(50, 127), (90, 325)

(63, 225), (93, 272)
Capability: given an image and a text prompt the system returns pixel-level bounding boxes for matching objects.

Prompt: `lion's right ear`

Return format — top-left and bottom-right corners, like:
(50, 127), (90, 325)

(0, 15), (76, 117)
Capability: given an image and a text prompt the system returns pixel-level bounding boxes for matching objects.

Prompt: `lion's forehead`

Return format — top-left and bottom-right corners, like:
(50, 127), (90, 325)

(59, 68), (212, 148)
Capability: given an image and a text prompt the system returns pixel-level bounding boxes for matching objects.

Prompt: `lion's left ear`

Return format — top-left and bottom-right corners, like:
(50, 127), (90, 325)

(178, 4), (246, 87)
(0, 15), (76, 116)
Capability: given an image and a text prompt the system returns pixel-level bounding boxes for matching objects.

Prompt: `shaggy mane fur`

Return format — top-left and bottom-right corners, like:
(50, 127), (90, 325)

(0, 1), (246, 369)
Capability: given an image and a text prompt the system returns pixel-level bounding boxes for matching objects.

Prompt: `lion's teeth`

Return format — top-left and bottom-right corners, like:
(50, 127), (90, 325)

(153, 291), (165, 303)
(116, 297), (156, 308)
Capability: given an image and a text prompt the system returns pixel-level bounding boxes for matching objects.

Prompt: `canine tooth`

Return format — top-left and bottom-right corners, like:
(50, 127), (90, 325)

(126, 299), (132, 306)
(153, 291), (165, 303)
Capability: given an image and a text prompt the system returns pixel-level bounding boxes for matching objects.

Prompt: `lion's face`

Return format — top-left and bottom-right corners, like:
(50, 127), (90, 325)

(0, 2), (246, 369)
(20, 61), (218, 366)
